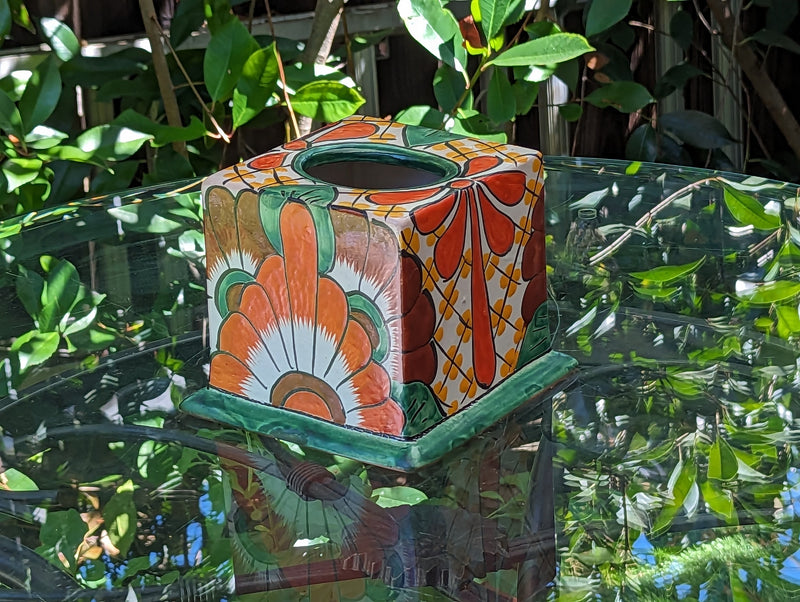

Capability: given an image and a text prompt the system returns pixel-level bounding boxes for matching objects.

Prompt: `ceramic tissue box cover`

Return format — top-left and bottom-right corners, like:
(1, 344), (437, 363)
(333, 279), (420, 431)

(182, 116), (576, 470)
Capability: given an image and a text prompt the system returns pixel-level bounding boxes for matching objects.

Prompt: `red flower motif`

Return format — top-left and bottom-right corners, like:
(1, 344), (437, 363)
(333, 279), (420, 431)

(367, 156), (527, 388)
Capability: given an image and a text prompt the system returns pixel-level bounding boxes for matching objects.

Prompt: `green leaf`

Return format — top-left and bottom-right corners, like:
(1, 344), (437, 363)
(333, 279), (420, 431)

(0, 0), (11, 39)
(747, 29), (800, 54)
(233, 43), (280, 128)
(1, 467), (38, 490)
(39, 258), (82, 331)
(170, 0), (204, 48)
(25, 125), (68, 149)
(700, 479), (736, 522)
(512, 80), (539, 114)
(486, 68), (515, 123)
(398, 0), (468, 78)
(660, 110), (737, 149)
(112, 110), (206, 146)
(767, 0), (798, 34)
(654, 459), (696, 534)
(654, 62), (703, 99)
(18, 56), (61, 133)
(125, 556), (155, 578)
(708, 437), (738, 481)
(558, 103), (582, 122)
(291, 80), (365, 121)
(16, 265), (44, 320)
(395, 105), (448, 130)
(37, 509), (87, 572)
(371, 486), (428, 508)
(625, 124), (657, 161)
(489, 33), (594, 66)
(39, 17), (80, 61)
(585, 81), (653, 112)
(76, 125), (153, 161)
(203, 18), (259, 102)
(738, 280), (800, 305)
(776, 305), (800, 337)
(669, 10), (694, 51)
(0, 88), (23, 137)
(10, 0), (33, 33)
(478, 0), (514, 40)
(722, 185), (780, 230)
(11, 330), (59, 372)
(451, 110), (506, 142)
(434, 64), (471, 113)
(3, 157), (42, 192)
(103, 479), (137, 557)
(585, 0), (632, 38)
(629, 257), (705, 285)
(62, 305), (98, 337)
(89, 161), (139, 195)
(513, 63), (557, 83)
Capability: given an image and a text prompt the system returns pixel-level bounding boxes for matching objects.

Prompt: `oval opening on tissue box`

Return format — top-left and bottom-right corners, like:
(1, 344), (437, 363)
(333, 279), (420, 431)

(297, 143), (459, 190)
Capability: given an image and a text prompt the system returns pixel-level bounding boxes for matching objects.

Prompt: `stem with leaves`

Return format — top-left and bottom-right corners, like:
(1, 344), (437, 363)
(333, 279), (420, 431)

(589, 177), (720, 265)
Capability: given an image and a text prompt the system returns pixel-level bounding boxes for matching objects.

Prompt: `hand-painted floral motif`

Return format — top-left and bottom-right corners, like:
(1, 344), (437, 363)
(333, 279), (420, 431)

(367, 155), (527, 388)
(197, 115), (551, 444)
(210, 202), (405, 435)
(327, 210), (437, 386)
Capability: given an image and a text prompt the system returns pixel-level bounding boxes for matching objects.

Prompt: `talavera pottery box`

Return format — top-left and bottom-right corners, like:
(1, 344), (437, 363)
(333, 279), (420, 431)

(182, 116), (577, 470)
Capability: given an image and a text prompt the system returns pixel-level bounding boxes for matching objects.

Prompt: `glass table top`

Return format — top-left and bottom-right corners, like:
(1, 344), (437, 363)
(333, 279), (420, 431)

(1, 157), (799, 600)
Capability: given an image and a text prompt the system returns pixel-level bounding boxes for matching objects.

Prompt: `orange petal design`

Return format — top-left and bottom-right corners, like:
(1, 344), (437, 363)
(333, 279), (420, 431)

(210, 353), (253, 395)
(434, 202), (467, 279)
(219, 312), (262, 365)
(355, 399), (405, 435)
(477, 186), (515, 255)
(479, 171), (527, 206)
(413, 193), (456, 234)
(280, 203), (318, 325)
(348, 361), (391, 407)
(316, 121), (379, 142)
(336, 321), (372, 375)
(316, 277), (348, 360)
(469, 198), (496, 387)
(257, 255), (291, 324)
(250, 152), (287, 170)
(284, 390), (334, 421)
(238, 282), (279, 335)
(464, 155), (501, 176)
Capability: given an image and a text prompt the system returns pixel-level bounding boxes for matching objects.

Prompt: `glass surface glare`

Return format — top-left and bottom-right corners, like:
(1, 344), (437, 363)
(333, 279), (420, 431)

(1, 158), (800, 600)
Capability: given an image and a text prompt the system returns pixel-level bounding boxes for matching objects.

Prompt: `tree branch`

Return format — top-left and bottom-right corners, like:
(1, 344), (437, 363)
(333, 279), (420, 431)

(138, 0), (187, 157)
(296, 0), (347, 136)
(706, 0), (800, 163)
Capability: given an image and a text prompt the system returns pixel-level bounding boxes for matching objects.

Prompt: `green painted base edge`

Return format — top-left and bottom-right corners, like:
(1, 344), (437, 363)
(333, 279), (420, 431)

(181, 350), (578, 471)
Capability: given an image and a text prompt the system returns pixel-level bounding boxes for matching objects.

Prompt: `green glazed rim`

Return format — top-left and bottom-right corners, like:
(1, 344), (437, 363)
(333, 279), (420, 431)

(181, 350), (578, 471)
(293, 142), (461, 189)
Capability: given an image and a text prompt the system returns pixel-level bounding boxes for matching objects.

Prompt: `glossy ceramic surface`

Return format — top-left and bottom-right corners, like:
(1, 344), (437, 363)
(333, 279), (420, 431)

(0, 158), (799, 600)
(188, 117), (573, 468)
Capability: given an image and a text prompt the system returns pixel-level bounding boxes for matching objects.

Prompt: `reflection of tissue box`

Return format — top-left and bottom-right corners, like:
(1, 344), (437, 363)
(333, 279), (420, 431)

(182, 116), (576, 470)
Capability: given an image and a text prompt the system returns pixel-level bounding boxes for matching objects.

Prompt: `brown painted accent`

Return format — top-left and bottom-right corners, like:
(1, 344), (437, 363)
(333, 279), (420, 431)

(225, 283), (245, 313)
(401, 291), (435, 352)
(351, 309), (381, 351)
(402, 342), (437, 384)
(270, 371), (346, 424)
(521, 230), (545, 280)
(521, 273), (546, 324)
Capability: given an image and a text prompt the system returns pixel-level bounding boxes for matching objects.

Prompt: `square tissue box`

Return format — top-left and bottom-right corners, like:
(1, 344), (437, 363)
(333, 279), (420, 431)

(182, 116), (576, 470)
